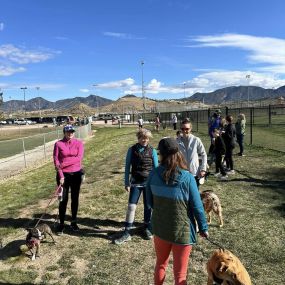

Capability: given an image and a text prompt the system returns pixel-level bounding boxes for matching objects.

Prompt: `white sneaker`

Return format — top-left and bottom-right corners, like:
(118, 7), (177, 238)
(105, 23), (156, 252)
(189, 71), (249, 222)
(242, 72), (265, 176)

(226, 170), (235, 175)
(219, 175), (228, 180)
(214, 173), (222, 177)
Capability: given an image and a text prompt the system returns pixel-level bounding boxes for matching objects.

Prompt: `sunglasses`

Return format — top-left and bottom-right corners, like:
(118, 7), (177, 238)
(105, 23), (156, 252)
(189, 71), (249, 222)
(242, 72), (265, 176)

(181, 128), (190, 131)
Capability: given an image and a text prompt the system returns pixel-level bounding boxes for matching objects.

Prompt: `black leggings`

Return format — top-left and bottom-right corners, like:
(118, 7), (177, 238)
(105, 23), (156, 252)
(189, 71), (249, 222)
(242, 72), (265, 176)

(56, 171), (82, 224)
(225, 147), (234, 170)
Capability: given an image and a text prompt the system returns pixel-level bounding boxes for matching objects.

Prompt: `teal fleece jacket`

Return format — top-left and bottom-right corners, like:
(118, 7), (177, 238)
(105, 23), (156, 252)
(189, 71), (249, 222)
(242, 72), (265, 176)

(146, 166), (208, 245)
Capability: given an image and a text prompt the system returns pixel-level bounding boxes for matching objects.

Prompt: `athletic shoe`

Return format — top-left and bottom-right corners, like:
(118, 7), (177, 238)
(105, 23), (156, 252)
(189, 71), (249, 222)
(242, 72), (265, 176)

(56, 224), (64, 235)
(226, 170), (235, 175)
(214, 172), (222, 177)
(237, 153), (245, 156)
(114, 231), (131, 245)
(70, 222), (80, 231)
(143, 228), (153, 240)
(219, 175), (228, 181)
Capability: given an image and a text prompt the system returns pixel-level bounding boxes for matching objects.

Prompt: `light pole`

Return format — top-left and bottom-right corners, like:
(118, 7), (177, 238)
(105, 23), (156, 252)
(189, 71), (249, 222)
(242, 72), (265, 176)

(141, 60), (146, 111)
(183, 82), (186, 107)
(92, 84), (99, 115)
(20, 87), (27, 117)
(246, 74), (250, 107)
(36, 87), (41, 116)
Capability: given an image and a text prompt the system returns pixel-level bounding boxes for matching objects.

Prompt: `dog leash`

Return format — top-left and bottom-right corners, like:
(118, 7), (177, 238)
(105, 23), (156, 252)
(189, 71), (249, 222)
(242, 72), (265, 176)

(205, 236), (225, 250)
(34, 185), (62, 228)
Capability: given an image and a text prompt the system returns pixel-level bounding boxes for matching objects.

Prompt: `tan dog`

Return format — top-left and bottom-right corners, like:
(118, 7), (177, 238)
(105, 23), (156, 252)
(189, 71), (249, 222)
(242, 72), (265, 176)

(207, 248), (252, 285)
(200, 190), (223, 227)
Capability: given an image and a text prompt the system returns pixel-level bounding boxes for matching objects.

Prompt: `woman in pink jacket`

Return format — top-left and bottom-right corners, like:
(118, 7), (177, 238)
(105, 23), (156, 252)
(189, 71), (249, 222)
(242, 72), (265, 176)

(53, 125), (84, 234)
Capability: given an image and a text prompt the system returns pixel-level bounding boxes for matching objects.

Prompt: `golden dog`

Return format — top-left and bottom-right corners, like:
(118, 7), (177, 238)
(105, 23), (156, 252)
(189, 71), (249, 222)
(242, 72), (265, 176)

(200, 190), (223, 227)
(207, 248), (252, 285)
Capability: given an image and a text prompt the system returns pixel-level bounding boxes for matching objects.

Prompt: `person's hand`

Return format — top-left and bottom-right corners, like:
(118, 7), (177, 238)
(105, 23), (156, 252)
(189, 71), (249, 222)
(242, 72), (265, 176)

(199, 231), (209, 238)
(59, 178), (65, 185)
(200, 170), (206, 177)
(125, 186), (130, 192)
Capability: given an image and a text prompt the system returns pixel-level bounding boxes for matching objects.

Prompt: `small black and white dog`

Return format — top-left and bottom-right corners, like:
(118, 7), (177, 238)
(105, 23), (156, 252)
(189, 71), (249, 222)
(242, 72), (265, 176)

(26, 223), (55, 260)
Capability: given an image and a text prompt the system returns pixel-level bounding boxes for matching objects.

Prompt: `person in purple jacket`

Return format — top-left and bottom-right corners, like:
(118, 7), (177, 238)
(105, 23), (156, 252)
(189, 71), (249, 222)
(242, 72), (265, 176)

(53, 125), (84, 235)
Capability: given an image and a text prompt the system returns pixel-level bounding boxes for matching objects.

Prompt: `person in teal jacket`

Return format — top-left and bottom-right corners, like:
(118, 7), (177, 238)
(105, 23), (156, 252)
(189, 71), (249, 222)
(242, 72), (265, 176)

(146, 137), (208, 285)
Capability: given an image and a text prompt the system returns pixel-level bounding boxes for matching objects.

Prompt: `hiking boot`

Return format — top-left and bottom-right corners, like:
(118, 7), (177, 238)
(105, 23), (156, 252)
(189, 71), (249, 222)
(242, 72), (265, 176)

(113, 231), (131, 245)
(143, 228), (153, 240)
(70, 222), (80, 231)
(56, 224), (64, 235)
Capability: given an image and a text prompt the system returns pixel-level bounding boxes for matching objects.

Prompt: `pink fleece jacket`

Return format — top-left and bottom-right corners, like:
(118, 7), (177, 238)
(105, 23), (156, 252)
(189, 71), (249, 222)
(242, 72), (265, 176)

(53, 137), (84, 179)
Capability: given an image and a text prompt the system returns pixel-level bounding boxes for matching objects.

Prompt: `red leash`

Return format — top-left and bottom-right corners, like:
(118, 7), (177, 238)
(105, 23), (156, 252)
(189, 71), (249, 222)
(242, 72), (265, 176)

(34, 185), (63, 228)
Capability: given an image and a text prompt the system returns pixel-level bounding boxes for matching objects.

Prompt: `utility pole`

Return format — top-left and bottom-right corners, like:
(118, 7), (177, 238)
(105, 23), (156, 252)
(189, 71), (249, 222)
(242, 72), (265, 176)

(246, 74), (250, 107)
(20, 87), (28, 117)
(92, 84), (99, 115)
(36, 87), (41, 116)
(141, 60), (146, 111)
(183, 82), (186, 108)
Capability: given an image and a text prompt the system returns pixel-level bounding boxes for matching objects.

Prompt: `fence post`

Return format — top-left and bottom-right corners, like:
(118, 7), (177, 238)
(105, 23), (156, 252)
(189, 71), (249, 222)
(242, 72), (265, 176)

(269, 105), (272, 126)
(43, 133), (47, 159)
(196, 111), (199, 132)
(250, 107), (253, 145)
(22, 138), (27, 167)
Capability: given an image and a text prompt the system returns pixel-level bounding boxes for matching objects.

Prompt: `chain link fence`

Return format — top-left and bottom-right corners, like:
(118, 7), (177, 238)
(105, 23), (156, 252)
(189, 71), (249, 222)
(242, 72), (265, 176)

(0, 123), (92, 179)
(131, 105), (285, 152)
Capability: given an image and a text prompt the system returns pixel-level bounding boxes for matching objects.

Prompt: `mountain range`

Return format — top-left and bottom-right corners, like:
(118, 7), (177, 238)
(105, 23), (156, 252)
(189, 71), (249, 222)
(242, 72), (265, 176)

(1, 85), (285, 113)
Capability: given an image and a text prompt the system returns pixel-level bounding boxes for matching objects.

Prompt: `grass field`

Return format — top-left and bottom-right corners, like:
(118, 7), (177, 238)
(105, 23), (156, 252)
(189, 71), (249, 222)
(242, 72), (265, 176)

(0, 126), (284, 284)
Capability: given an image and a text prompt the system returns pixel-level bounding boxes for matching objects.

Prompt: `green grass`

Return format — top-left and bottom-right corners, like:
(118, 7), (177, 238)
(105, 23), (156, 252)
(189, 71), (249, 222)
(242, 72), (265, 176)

(0, 126), (284, 284)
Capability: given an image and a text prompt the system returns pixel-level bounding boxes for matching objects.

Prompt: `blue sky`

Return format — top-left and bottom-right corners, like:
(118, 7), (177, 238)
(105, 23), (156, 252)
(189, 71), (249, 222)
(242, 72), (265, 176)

(1, 0), (285, 102)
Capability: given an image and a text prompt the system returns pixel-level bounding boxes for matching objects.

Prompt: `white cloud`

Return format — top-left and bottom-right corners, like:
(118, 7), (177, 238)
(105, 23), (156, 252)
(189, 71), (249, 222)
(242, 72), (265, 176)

(95, 78), (135, 89)
(0, 22), (4, 31)
(187, 33), (285, 74)
(103, 32), (146, 40)
(0, 65), (26, 76)
(0, 44), (58, 64)
(79, 88), (90, 93)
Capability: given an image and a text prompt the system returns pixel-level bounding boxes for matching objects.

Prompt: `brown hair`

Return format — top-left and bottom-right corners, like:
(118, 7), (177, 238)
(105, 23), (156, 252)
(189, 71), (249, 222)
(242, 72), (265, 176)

(181, 118), (192, 125)
(226, 115), (233, 123)
(160, 152), (188, 184)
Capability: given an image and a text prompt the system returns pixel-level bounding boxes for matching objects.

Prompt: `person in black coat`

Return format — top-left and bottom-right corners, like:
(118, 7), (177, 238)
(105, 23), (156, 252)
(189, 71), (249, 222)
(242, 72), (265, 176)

(212, 128), (227, 179)
(222, 115), (236, 174)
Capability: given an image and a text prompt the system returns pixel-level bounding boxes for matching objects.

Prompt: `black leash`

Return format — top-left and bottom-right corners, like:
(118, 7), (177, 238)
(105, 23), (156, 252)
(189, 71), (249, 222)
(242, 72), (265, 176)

(205, 236), (225, 250)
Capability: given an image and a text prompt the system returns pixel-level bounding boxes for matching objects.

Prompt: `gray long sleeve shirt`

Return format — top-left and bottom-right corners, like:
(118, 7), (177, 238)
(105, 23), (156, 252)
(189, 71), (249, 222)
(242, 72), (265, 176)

(177, 135), (207, 176)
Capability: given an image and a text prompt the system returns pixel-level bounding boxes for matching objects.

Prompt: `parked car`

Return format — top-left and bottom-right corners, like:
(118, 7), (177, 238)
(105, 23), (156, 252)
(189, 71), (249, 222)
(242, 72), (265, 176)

(0, 120), (7, 125)
(14, 119), (31, 125)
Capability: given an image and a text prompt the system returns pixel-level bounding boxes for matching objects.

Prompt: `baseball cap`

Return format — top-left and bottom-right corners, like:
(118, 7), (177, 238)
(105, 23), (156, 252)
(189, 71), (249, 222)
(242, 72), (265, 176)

(158, 137), (179, 156)
(63, 125), (75, 133)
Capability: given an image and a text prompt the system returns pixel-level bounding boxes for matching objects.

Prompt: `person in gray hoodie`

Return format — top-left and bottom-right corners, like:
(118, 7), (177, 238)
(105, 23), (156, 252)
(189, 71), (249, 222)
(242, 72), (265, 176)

(177, 118), (207, 187)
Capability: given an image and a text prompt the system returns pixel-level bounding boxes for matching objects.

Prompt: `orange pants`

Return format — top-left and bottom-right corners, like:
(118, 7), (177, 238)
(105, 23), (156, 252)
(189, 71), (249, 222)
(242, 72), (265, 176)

(154, 235), (192, 285)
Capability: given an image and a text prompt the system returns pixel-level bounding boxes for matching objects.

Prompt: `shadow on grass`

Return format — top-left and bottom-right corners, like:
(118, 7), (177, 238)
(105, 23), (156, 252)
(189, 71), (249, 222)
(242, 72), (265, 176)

(0, 239), (25, 260)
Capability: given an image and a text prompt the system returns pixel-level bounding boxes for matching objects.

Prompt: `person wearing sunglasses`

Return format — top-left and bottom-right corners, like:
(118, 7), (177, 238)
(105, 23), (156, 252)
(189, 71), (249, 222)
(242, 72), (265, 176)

(177, 118), (207, 187)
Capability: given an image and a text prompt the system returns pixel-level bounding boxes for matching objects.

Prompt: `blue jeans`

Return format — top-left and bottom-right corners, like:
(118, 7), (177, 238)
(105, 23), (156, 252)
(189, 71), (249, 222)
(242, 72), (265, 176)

(125, 185), (151, 229)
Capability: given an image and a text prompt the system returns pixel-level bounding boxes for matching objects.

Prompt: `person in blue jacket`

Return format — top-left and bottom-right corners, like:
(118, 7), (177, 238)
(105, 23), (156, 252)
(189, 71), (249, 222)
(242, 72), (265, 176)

(146, 137), (208, 285)
(114, 129), (159, 245)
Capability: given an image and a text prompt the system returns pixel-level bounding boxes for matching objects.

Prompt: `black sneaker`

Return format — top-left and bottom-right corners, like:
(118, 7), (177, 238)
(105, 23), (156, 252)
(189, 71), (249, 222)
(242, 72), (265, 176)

(70, 222), (80, 231)
(143, 228), (153, 240)
(56, 224), (64, 235)
(113, 231), (131, 245)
